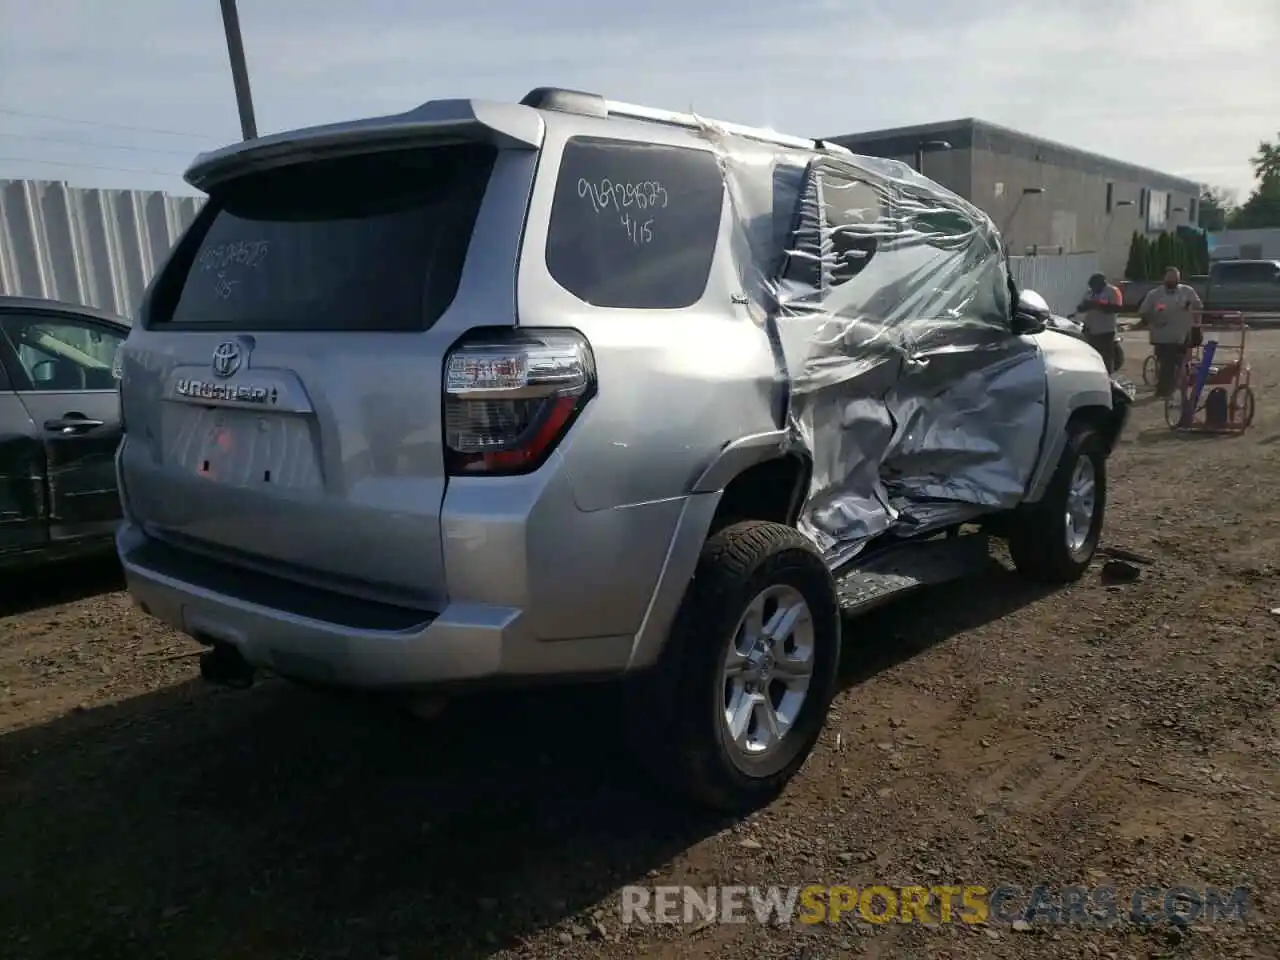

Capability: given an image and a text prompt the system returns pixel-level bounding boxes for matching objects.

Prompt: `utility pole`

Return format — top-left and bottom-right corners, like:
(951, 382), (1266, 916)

(219, 0), (258, 140)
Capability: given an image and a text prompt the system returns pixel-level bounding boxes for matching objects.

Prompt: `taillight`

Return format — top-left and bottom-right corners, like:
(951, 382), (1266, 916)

(443, 329), (595, 475)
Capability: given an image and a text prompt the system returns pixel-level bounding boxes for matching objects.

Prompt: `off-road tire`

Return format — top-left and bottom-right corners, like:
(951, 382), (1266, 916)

(1007, 424), (1106, 583)
(627, 521), (841, 813)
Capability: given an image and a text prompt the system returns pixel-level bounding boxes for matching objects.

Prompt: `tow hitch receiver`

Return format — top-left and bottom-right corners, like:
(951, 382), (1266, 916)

(198, 643), (256, 689)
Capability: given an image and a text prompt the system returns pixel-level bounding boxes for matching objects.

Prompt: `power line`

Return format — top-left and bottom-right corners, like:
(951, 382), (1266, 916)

(0, 131), (197, 157)
(0, 107), (219, 142)
(0, 155), (186, 179)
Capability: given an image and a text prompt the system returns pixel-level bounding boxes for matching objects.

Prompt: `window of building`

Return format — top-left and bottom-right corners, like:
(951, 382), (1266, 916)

(1105, 182), (1113, 213)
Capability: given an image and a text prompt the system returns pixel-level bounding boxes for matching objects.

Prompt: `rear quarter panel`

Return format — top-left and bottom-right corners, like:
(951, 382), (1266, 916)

(514, 115), (781, 514)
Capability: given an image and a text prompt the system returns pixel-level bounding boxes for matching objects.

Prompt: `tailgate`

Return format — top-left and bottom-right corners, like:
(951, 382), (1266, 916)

(118, 136), (535, 607)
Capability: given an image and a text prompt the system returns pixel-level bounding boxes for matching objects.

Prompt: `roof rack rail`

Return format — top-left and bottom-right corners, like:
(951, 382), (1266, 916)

(517, 86), (848, 154)
(604, 98), (818, 151)
(520, 87), (608, 118)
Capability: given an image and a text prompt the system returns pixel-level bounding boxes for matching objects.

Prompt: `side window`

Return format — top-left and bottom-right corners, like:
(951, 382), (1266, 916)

(0, 313), (125, 392)
(545, 137), (725, 309)
(822, 169), (885, 287)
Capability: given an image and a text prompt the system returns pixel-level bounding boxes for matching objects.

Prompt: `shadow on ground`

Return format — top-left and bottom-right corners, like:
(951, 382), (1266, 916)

(837, 557), (1055, 690)
(1133, 427), (1246, 445)
(0, 554), (124, 618)
(0, 562), (1051, 960)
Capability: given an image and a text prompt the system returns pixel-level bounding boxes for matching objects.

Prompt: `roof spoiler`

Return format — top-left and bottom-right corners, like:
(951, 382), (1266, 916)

(184, 99), (543, 191)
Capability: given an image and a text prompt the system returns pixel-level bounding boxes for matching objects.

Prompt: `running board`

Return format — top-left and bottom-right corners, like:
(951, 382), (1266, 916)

(836, 531), (990, 616)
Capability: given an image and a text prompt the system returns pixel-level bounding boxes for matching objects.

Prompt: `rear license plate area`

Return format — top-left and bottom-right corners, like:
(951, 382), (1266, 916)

(160, 405), (321, 490)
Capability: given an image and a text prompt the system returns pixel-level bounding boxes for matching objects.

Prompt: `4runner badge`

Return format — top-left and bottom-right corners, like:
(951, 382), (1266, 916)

(174, 379), (278, 405)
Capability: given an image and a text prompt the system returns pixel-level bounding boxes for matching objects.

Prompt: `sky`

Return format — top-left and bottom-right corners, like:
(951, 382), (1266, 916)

(1, 0), (1277, 200)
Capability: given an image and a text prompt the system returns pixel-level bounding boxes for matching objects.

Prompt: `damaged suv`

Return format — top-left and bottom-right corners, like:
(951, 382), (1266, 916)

(115, 87), (1130, 811)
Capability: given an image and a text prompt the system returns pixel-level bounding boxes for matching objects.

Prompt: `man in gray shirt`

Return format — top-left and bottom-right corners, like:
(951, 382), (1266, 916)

(1138, 266), (1203, 398)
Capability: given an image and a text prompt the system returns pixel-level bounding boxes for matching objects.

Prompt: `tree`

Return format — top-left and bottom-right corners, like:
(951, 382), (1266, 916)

(1196, 185), (1236, 231)
(1153, 232), (1175, 275)
(1251, 135), (1280, 182)
(1226, 132), (1280, 230)
(1123, 230), (1204, 280)
(1189, 230), (1210, 274)
(1124, 231), (1147, 280)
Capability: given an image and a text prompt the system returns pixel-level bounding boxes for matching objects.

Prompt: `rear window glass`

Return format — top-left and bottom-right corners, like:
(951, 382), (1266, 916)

(1213, 261), (1278, 283)
(545, 137), (724, 309)
(162, 143), (497, 331)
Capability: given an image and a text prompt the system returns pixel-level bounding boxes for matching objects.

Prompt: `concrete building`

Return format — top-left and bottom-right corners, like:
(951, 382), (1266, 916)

(828, 119), (1200, 279)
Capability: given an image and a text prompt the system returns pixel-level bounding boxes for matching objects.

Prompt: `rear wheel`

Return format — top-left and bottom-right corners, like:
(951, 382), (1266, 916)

(1007, 425), (1106, 583)
(1142, 353), (1157, 386)
(1230, 386), (1255, 428)
(627, 521), (841, 813)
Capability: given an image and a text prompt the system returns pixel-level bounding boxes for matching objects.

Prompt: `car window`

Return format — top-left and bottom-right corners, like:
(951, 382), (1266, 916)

(775, 161), (885, 295)
(1213, 262), (1279, 283)
(809, 161), (1006, 333)
(159, 143), (497, 331)
(821, 166), (887, 287)
(545, 136), (725, 309)
(0, 314), (125, 392)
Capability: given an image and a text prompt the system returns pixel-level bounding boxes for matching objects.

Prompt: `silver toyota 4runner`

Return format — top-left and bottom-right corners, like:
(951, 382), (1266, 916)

(115, 87), (1130, 812)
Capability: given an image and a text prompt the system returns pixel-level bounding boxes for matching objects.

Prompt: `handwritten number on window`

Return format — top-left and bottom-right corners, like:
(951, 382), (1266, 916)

(578, 177), (666, 244)
(619, 214), (654, 246)
(197, 240), (270, 272)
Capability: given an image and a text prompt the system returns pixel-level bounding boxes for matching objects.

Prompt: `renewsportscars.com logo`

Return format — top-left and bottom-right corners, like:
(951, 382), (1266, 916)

(620, 884), (1251, 927)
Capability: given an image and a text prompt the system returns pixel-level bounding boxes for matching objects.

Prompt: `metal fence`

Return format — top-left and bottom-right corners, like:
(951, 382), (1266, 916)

(0, 179), (203, 320)
(1007, 251), (1100, 317)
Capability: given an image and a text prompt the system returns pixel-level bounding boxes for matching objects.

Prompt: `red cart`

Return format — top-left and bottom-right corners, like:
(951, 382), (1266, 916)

(1164, 312), (1255, 433)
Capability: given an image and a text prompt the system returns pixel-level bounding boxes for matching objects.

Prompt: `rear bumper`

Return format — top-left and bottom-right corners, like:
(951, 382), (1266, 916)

(118, 522), (642, 688)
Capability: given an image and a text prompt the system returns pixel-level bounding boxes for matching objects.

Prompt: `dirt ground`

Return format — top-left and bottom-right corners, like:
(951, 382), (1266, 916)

(2, 330), (1278, 960)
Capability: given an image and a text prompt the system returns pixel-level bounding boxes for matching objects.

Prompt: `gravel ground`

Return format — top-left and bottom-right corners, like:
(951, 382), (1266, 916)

(2, 332), (1278, 960)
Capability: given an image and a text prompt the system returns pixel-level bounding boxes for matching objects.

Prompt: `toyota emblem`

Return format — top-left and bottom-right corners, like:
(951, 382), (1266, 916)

(212, 341), (242, 378)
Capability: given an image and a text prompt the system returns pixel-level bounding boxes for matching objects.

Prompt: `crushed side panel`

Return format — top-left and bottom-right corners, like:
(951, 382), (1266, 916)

(697, 124), (1046, 568)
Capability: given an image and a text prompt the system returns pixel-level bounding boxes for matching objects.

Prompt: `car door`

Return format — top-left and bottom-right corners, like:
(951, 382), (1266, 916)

(0, 338), (48, 559)
(1209, 262), (1263, 312)
(778, 157), (1046, 561)
(0, 310), (127, 541)
(1248, 261), (1280, 312)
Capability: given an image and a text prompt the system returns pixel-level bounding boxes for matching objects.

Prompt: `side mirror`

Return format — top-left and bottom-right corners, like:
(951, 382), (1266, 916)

(1012, 288), (1049, 334)
(1012, 310), (1047, 335)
